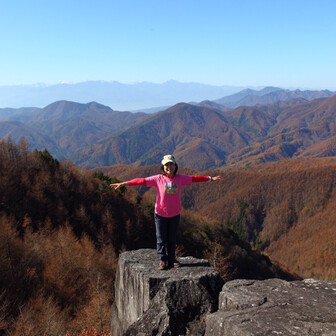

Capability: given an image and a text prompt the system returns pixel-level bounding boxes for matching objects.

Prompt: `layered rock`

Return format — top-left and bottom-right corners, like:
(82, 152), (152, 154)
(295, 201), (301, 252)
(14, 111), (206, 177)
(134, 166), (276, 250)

(205, 278), (336, 336)
(111, 249), (336, 336)
(110, 249), (224, 336)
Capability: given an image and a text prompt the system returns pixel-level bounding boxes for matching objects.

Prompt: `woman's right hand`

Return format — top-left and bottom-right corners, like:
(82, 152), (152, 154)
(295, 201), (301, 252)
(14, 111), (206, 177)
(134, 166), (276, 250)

(110, 182), (126, 190)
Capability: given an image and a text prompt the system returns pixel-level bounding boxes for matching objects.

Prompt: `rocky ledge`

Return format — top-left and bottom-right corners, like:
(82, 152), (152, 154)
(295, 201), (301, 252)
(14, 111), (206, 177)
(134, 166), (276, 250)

(110, 249), (224, 336)
(205, 278), (336, 336)
(111, 249), (336, 336)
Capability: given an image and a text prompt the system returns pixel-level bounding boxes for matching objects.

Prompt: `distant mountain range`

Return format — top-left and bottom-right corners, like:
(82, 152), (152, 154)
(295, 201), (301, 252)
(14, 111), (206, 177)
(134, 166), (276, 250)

(135, 86), (334, 113)
(0, 87), (335, 170)
(78, 93), (336, 169)
(0, 101), (148, 159)
(0, 80), (246, 111)
(214, 86), (334, 108)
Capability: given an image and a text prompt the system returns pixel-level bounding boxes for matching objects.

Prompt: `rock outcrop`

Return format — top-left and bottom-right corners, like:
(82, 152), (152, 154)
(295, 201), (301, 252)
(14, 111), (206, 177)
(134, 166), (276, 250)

(110, 249), (224, 336)
(205, 278), (336, 336)
(111, 249), (336, 336)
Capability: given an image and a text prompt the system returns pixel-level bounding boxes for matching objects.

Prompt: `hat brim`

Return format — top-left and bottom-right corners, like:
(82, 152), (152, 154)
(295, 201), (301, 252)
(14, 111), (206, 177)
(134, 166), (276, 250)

(161, 159), (176, 165)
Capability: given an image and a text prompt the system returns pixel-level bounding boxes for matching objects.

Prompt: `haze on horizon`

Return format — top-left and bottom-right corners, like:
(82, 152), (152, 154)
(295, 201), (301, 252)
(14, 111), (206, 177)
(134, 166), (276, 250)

(0, 0), (335, 90)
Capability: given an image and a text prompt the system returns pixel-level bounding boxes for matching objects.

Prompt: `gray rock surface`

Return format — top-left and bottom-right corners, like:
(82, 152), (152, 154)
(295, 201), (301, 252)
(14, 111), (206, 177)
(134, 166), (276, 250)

(205, 278), (336, 336)
(110, 249), (224, 336)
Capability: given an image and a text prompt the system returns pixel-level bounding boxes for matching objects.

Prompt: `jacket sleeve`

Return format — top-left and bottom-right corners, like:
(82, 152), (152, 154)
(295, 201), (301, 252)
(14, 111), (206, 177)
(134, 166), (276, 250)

(192, 175), (211, 183)
(127, 178), (147, 186)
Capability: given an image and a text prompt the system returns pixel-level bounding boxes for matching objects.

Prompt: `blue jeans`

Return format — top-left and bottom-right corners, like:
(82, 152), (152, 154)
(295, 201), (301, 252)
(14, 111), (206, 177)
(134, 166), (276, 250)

(154, 213), (180, 263)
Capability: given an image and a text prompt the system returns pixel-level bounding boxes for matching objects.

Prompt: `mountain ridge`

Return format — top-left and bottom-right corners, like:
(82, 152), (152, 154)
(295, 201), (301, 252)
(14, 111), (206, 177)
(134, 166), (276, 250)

(78, 93), (336, 169)
(1, 88), (336, 170)
(214, 87), (334, 108)
(0, 100), (149, 159)
(78, 103), (250, 170)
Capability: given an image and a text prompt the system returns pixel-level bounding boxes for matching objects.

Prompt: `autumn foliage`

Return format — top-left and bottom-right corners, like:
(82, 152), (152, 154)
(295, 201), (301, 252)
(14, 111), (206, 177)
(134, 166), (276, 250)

(102, 157), (336, 281)
(184, 158), (336, 280)
(65, 329), (109, 336)
(0, 139), (297, 335)
(0, 139), (155, 335)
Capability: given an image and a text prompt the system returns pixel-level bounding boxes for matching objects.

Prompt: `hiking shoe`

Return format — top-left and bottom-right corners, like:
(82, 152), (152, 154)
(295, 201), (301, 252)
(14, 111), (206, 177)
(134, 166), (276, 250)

(168, 260), (181, 268)
(159, 261), (167, 270)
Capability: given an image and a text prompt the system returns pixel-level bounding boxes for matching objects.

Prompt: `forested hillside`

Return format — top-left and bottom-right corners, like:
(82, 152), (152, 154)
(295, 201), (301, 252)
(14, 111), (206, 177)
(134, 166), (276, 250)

(79, 94), (336, 169)
(79, 103), (249, 169)
(100, 157), (336, 280)
(0, 139), (155, 335)
(0, 101), (148, 160)
(2, 91), (336, 171)
(0, 140), (293, 335)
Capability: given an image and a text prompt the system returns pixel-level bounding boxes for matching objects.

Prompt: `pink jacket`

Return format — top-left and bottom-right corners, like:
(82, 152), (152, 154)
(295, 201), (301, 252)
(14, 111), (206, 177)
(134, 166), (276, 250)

(127, 174), (211, 217)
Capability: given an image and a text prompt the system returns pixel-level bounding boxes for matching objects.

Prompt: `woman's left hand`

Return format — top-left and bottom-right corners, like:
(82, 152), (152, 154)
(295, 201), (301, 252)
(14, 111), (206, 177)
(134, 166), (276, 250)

(212, 176), (221, 181)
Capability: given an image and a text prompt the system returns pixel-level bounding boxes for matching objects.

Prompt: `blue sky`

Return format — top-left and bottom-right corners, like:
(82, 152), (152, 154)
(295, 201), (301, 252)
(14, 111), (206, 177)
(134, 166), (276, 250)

(1, 0), (335, 89)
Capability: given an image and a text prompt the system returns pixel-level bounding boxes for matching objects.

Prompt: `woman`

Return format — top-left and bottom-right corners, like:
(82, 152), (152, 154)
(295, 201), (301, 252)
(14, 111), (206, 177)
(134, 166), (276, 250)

(110, 154), (220, 270)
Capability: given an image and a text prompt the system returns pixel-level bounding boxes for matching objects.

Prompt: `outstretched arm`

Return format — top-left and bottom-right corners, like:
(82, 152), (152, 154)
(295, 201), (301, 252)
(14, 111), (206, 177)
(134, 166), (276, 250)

(192, 175), (221, 183)
(110, 178), (146, 190)
(110, 181), (128, 190)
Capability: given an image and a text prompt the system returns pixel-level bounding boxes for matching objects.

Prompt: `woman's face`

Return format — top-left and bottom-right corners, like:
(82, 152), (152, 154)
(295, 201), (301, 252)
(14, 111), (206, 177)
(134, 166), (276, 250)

(163, 162), (176, 177)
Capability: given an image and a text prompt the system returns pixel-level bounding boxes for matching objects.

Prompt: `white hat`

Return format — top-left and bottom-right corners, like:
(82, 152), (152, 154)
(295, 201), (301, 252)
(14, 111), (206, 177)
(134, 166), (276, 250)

(161, 154), (176, 165)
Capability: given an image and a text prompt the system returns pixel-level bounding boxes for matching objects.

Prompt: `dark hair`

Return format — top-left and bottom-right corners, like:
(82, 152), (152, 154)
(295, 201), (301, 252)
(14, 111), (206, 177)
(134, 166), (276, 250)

(161, 163), (178, 175)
